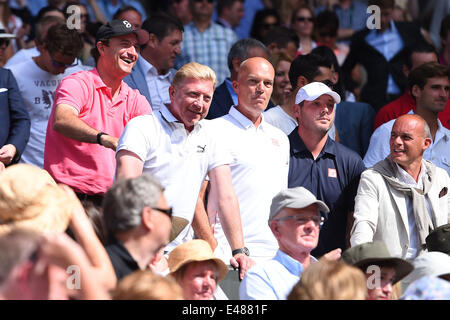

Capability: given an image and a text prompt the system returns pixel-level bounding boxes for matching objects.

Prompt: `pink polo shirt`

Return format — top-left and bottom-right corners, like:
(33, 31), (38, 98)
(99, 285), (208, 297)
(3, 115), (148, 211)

(44, 68), (151, 195)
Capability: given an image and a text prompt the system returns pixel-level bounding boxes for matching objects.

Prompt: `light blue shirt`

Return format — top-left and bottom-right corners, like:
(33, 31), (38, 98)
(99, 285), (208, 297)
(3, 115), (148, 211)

(365, 20), (404, 95)
(239, 249), (316, 300)
(225, 78), (238, 106)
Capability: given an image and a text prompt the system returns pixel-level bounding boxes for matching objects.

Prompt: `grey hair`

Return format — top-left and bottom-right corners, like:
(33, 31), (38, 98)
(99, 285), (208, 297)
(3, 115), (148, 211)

(227, 38), (268, 74)
(103, 174), (165, 235)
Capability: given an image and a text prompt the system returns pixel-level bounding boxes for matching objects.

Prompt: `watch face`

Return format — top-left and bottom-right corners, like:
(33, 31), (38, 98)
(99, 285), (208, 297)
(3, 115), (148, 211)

(243, 247), (250, 256)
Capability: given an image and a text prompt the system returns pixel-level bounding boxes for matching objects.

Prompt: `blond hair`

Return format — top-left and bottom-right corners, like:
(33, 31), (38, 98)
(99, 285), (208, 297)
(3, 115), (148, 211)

(112, 270), (184, 300)
(172, 62), (218, 90)
(288, 259), (367, 300)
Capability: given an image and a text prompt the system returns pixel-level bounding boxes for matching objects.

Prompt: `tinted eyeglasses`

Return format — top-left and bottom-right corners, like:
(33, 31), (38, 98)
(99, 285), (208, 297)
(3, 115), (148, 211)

(50, 55), (78, 68)
(0, 39), (10, 48)
(152, 207), (173, 218)
(296, 16), (313, 23)
(274, 214), (324, 226)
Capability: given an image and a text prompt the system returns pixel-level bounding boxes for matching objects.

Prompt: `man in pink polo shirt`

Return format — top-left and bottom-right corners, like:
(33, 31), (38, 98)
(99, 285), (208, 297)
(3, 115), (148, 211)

(44, 20), (151, 210)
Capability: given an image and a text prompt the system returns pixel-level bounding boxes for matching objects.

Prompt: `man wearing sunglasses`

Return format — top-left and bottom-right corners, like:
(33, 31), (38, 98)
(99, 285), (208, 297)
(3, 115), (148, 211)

(7, 23), (84, 169)
(239, 187), (331, 300)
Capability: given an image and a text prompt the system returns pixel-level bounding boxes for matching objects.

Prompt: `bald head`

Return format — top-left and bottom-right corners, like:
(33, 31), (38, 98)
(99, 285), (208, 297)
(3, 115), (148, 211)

(233, 57), (275, 124)
(390, 114), (432, 171)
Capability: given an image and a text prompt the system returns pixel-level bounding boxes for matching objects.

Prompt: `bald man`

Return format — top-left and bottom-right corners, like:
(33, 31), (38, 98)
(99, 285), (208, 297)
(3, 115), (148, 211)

(194, 57), (290, 266)
(351, 114), (450, 259)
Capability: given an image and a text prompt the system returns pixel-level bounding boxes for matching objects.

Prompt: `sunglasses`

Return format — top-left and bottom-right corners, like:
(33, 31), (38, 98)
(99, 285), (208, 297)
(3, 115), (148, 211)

(321, 79), (335, 89)
(50, 55), (78, 68)
(152, 207), (173, 218)
(274, 214), (324, 226)
(296, 16), (313, 23)
(193, 0), (214, 3)
(0, 39), (10, 47)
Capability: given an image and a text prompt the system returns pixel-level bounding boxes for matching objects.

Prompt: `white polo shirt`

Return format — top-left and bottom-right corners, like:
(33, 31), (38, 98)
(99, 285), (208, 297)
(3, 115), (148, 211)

(117, 105), (232, 252)
(209, 106), (290, 262)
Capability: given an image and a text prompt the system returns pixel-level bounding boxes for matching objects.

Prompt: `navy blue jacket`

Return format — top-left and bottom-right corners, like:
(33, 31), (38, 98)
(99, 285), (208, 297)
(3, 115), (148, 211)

(0, 67), (30, 164)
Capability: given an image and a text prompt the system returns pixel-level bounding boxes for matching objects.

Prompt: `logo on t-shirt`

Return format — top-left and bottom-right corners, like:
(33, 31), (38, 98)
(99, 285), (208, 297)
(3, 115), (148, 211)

(197, 145), (206, 153)
(328, 168), (337, 178)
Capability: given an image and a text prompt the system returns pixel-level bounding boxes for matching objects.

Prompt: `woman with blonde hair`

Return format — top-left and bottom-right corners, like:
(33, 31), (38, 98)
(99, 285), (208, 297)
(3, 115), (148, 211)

(287, 259), (367, 300)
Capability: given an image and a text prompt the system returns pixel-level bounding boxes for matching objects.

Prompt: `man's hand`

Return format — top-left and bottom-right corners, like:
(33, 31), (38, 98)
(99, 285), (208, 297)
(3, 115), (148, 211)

(322, 248), (342, 261)
(0, 144), (17, 165)
(230, 254), (255, 280)
(100, 134), (118, 151)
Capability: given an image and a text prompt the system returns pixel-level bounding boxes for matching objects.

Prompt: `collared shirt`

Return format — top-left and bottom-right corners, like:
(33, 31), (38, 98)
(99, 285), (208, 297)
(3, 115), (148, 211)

(288, 131), (366, 256)
(106, 236), (140, 282)
(117, 105), (231, 252)
(209, 106), (290, 262)
(239, 249), (317, 300)
(44, 68), (151, 195)
(175, 22), (239, 84)
(139, 57), (173, 112)
(364, 110), (450, 175)
(365, 20), (404, 94)
(224, 78), (238, 106)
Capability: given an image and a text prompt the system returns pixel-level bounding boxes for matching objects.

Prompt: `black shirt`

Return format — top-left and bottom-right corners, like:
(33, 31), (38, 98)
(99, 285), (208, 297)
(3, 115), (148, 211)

(106, 236), (140, 282)
(288, 130), (366, 257)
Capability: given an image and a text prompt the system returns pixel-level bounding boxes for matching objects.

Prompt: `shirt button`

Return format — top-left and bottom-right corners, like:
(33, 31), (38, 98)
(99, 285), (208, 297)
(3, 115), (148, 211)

(404, 244), (408, 249)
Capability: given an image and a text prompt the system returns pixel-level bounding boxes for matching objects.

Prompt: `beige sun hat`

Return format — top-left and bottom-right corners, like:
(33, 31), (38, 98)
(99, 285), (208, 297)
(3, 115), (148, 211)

(0, 164), (78, 235)
(168, 239), (229, 282)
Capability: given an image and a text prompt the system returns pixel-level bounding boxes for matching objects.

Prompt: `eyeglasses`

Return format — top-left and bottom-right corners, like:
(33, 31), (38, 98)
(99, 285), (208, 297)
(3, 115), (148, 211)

(50, 55), (78, 68)
(0, 39), (10, 48)
(152, 207), (173, 218)
(274, 214), (324, 226)
(296, 16), (313, 23)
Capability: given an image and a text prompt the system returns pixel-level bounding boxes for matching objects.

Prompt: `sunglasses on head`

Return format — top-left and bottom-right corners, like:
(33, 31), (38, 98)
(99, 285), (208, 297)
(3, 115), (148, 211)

(296, 16), (313, 23)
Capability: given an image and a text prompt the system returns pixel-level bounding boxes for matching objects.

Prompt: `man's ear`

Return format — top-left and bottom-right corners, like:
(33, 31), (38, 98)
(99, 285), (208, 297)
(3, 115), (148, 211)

(267, 42), (278, 54)
(296, 76), (308, 88)
(169, 85), (175, 100)
(423, 137), (432, 150)
(141, 207), (154, 231)
(269, 220), (281, 239)
(411, 84), (421, 100)
(147, 33), (159, 49)
(232, 79), (239, 94)
(231, 57), (241, 75)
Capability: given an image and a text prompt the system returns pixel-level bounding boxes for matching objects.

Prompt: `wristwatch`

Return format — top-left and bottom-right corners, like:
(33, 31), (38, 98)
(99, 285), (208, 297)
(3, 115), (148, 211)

(232, 247), (250, 257)
(97, 132), (107, 145)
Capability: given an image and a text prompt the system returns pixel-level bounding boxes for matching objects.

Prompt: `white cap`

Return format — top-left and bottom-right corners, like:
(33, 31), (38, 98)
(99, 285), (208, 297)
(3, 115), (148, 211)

(295, 82), (341, 105)
(0, 22), (15, 39)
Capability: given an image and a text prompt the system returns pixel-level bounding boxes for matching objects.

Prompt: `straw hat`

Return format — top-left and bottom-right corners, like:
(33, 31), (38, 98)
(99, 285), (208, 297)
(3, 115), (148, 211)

(168, 239), (228, 282)
(0, 164), (78, 235)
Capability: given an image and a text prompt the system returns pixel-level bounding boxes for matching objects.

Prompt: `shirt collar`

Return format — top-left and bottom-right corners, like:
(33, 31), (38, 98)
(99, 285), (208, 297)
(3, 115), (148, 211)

(139, 55), (173, 79)
(395, 160), (426, 189)
(107, 236), (140, 269)
(410, 109), (450, 143)
(159, 104), (204, 129)
(289, 130), (337, 157)
(92, 67), (128, 100)
(228, 105), (267, 130)
(275, 249), (304, 275)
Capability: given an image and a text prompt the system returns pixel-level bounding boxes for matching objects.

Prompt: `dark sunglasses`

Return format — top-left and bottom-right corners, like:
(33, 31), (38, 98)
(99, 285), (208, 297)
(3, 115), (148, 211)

(152, 207), (173, 218)
(0, 39), (10, 47)
(321, 79), (335, 89)
(193, 0), (214, 3)
(296, 16), (313, 23)
(50, 55), (78, 68)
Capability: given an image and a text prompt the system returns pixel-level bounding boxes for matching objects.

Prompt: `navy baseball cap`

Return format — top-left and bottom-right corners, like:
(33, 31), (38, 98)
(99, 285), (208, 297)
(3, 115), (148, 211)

(96, 19), (149, 45)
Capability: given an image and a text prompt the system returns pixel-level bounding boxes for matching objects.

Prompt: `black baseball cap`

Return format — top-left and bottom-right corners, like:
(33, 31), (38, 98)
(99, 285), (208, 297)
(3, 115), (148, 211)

(95, 19), (149, 45)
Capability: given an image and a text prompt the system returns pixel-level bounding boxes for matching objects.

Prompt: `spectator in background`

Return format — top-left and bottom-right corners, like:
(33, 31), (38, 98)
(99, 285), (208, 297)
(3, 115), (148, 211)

(402, 251), (450, 289)
(314, 0), (368, 43)
(94, 0), (147, 23)
(0, 29), (29, 171)
(124, 13), (184, 112)
(439, 14), (450, 66)
(264, 51), (295, 135)
(167, 0), (192, 26)
(113, 5), (142, 30)
(8, 23), (84, 169)
(400, 276), (450, 300)
(262, 26), (299, 60)
(372, 42), (450, 130)
(364, 62), (450, 174)
(341, 0), (427, 112)
(175, 0), (238, 84)
(216, 0), (244, 32)
(290, 5), (316, 55)
(168, 239), (229, 300)
(207, 37), (270, 120)
(249, 8), (280, 43)
(287, 259), (367, 300)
